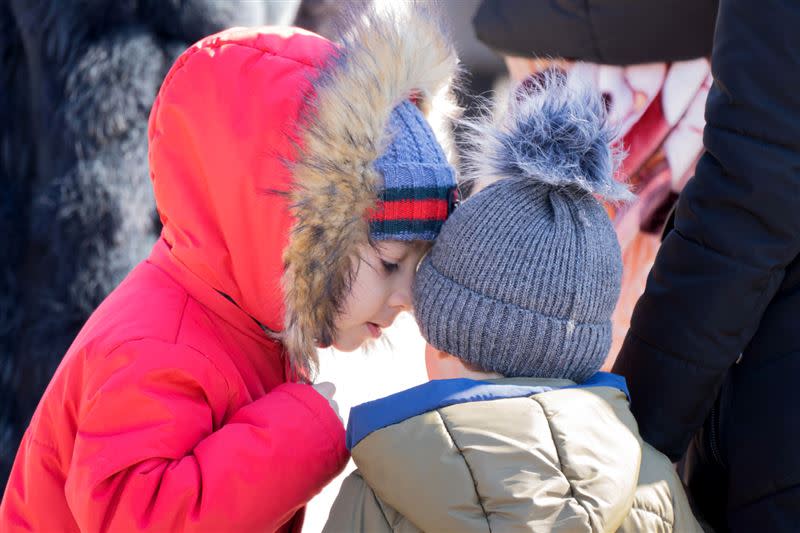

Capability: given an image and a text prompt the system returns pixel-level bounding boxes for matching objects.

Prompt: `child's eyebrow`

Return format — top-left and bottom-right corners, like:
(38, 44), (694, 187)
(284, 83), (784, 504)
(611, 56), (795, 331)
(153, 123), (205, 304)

(398, 244), (423, 261)
(387, 250), (408, 263)
(377, 241), (429, 261)
(375, 244), (405, 260)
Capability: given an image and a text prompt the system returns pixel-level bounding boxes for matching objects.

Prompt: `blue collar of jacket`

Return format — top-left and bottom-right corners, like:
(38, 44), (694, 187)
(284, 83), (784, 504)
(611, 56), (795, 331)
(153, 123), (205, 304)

(346, 372), (629, 450)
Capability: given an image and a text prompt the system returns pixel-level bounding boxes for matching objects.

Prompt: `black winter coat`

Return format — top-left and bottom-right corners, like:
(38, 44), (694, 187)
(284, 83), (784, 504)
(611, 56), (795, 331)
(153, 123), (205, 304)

(473, 0), (718, 65)
(0, 0), (263, 490)
(613, 1), (800, 531)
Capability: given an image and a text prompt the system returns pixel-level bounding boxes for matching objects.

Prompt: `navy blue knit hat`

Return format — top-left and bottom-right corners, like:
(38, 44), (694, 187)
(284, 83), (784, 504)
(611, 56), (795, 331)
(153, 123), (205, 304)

(370, 100), (458, 242)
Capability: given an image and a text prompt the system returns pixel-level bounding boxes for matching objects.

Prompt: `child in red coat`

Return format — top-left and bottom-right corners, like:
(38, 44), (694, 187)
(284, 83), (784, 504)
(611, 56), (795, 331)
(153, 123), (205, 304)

(0, 4), (459, 532)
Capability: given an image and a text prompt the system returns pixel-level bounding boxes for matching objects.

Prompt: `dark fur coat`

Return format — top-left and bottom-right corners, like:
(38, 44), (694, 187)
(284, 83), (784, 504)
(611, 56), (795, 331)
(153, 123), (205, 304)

(0, 0), (269, 489)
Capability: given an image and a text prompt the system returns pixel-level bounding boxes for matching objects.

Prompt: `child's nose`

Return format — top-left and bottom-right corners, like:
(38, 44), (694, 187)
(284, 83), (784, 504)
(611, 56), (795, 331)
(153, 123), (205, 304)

(388, 284), (412, 312)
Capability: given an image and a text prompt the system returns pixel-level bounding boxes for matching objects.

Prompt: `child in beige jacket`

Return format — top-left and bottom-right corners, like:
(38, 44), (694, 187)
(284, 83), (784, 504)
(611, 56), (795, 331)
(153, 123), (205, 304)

(323, 76), (703, 533)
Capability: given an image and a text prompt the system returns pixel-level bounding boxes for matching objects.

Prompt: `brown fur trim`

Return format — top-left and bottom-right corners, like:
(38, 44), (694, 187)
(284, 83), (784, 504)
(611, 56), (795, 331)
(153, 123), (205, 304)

(282, 2), (460, 381)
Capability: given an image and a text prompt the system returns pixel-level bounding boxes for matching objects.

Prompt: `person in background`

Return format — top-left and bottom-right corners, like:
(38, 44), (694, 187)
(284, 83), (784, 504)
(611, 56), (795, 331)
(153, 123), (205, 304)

(324, 76), (703, 533)
(613, 1), (800, 530)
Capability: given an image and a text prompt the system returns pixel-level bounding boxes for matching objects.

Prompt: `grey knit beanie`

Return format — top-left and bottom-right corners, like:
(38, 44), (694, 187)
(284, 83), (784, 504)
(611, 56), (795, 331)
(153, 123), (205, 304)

(413, 75), (633, 382)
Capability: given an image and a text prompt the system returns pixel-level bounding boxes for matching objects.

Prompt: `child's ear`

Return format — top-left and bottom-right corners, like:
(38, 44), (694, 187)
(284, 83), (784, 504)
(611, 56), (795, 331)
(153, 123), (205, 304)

(425, 343), (446, 361)
(424, 343), (444, 380)
(425, 343), (463, 380)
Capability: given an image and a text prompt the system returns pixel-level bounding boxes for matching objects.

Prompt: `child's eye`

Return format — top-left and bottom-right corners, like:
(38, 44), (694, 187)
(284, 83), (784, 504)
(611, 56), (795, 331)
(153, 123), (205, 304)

(380, 259), (400, 274)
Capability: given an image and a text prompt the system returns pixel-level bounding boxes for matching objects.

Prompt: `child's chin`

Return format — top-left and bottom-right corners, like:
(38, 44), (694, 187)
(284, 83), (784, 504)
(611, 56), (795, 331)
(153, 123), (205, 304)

(331, 337), (362, 353)
(332, 328), (382, 353)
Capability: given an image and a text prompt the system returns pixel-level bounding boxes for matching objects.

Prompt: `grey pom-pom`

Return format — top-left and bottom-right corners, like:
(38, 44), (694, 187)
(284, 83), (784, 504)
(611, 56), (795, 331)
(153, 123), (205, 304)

(464, 72), (633, 202)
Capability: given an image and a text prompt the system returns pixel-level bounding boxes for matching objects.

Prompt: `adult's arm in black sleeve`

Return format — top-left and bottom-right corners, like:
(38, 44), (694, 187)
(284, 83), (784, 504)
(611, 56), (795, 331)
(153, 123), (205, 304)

(613, 0), (800, 461)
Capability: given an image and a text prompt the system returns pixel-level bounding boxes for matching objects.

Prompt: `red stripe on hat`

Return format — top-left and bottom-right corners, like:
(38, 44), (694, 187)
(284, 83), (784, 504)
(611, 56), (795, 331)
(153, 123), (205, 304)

(370, 199), (449, 222)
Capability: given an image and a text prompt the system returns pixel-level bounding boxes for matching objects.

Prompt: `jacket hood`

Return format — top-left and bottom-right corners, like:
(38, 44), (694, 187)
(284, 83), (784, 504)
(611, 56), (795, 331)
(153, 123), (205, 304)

(347, 375), (643, 532)
(147, 3), (459, 379)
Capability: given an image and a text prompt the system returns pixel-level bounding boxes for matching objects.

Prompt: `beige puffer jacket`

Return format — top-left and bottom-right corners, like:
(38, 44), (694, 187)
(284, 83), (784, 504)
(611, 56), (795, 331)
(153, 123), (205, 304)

(323, 377), (703, 532)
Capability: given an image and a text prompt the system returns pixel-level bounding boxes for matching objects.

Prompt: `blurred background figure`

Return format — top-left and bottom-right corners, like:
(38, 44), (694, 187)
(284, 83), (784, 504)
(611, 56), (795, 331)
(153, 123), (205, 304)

(0, 0), (298, 490)
(611, 1), (800, 530)
(473, 0), (718, 363)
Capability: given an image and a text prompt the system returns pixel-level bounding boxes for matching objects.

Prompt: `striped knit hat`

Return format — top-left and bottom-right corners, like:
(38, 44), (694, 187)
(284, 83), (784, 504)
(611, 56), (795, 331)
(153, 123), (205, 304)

(370, 100), (458, 241)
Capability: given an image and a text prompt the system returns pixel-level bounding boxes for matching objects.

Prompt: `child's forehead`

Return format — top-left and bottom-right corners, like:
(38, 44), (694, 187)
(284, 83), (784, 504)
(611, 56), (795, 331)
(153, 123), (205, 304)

(375, 240), (431, 256)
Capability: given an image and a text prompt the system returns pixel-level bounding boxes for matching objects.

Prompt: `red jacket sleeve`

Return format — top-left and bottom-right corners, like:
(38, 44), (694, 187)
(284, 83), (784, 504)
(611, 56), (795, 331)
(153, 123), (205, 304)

(64, 338), (348, 532)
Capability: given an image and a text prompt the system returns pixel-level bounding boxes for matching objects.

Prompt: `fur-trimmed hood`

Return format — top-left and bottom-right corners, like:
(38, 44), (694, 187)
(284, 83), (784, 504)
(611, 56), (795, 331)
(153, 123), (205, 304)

(148, 3), (459, 379)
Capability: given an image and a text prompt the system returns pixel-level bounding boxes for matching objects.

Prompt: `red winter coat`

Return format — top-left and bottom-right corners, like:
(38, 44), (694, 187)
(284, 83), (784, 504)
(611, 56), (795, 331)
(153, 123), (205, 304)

(0, 28), (349, 532)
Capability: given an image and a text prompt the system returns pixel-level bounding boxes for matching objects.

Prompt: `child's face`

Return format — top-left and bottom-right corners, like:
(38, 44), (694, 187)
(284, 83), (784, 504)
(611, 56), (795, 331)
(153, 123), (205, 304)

(332, 241), (428, 352)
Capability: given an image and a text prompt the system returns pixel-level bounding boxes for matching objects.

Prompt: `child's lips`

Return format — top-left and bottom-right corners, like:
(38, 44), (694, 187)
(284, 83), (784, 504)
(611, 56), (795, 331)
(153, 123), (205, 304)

(366, 322), (382, 338)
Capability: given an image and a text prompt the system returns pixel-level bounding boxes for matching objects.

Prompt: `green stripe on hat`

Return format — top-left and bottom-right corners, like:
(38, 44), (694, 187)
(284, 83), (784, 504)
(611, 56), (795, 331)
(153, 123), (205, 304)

(381, 186), (454, 202)
(370, 219), (445, 235)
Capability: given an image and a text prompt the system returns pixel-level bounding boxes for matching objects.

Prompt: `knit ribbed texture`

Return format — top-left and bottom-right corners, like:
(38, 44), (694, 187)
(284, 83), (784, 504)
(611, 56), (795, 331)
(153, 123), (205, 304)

(413, 178), (622, 382)
(371, 100), (457, 241)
